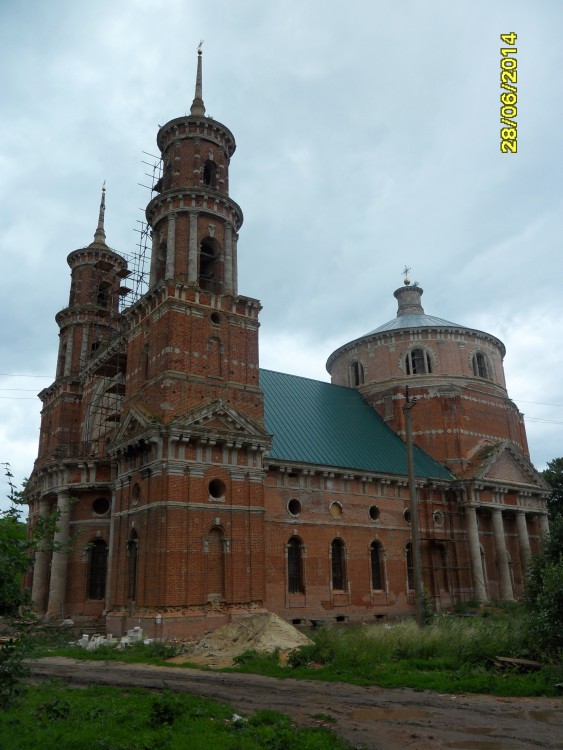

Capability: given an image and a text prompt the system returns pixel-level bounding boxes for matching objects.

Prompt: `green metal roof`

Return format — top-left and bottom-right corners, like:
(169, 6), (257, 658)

(259, 369), (452, 480)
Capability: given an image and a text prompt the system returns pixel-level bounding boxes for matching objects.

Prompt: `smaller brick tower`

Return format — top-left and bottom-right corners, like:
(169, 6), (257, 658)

(28, 188), (129, 618)
(54, 187), (128, 384)
(106, 49), (271, 637)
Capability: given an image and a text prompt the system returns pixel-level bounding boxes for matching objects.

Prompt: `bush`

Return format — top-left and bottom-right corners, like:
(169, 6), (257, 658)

(0, 635), (29, 707)
(525, 515), (563, 661)
(148, 687), (183, 727)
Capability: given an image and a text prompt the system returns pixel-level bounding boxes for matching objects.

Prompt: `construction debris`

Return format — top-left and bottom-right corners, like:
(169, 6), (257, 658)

(175, 612), (312, 667)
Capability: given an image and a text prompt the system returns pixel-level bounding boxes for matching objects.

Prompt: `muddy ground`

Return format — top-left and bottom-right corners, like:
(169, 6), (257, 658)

(28, 657), (562, 750)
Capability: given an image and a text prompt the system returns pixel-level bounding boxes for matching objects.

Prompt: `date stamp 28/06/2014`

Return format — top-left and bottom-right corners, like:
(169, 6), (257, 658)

(500, 32), (517, 153)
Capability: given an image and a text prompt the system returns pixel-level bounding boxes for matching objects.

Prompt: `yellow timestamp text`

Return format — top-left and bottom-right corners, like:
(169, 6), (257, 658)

(500, 32), (517, 153)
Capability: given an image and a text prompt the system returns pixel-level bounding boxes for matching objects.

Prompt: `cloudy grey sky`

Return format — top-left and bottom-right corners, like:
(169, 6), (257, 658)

(1, 0), (562, 509)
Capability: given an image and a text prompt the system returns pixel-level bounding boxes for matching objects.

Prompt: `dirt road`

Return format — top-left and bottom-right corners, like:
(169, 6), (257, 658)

(28, 657), (562, 750)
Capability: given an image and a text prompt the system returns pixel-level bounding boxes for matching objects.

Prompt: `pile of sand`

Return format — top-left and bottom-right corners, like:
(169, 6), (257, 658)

(173, 612), (312, 667)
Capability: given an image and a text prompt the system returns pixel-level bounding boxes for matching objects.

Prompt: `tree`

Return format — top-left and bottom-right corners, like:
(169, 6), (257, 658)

(0, 465), (31, 615)
(542, 457), (563, 520)
(0, 464), (60, 705)
(0, 507), (29, 616)
(525, 513), (563, 660)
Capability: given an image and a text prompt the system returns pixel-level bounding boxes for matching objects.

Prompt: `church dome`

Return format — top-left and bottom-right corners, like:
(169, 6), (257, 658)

(327, 281), (505, 380)
(366, 312), (464, 335)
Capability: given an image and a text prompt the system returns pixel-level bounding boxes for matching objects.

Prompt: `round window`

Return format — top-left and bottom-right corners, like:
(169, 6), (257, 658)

(433, 510), (445, 527)
(92, 497), (110, 515)
(210, 312), (221, 325)
(209, 478), (226, 500)
(288, 498), (301, 517)
(329, 501), (343, 518)
(369, 505), (380, 522)
(403, 508), (411, 524)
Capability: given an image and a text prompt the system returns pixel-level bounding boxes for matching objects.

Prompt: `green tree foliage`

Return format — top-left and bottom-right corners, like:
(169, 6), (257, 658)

(0, 464), (61, 616)
(0, 464), (61, 706)
(525, 513), (563, 661)
(541, 457), (563, 519)
(0, 506), (28, 616)
(0, 464), (30, 615)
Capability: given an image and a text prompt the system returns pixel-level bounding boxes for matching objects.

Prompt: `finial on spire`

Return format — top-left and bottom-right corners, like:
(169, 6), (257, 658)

(93, 181), (107, 245)
(190, 41), (206, 116)
(402, 264), (411, 286)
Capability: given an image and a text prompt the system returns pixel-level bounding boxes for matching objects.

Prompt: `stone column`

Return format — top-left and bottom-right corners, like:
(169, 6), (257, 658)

(516, 511), (532, 576)
(46, 491), (71, 619)
(465, 505), (487, 602)
(224, 223), (233, 294)
(63, 330), (74, 377)
(79, 324), (90, 367)
(165, 213), (176, 279)
(188, 211), (199, 283)
(492, 508), (513, 600)
(232, 232), (238, 296)
(149, 229), (159, 287)
(30, 498), (52, 613)
(538, 514), (550, 541)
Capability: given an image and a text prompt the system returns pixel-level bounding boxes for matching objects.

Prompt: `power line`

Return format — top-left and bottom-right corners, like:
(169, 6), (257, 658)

(0, 374), (51, 378)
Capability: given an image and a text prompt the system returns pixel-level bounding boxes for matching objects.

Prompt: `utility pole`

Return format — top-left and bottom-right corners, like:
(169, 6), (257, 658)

(403, 388), (425, 628)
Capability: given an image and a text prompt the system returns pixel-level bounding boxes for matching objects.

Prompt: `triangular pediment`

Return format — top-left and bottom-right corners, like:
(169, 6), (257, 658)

(471, 440), (549, 490)
(172, 400), (271, 442)
(110, 405), (155, 446)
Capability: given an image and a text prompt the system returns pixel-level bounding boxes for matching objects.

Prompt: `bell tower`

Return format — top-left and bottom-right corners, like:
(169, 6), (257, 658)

(55, 186), (127, 382)
(147, 46), (241, 295)
(107, 50), (270, 637)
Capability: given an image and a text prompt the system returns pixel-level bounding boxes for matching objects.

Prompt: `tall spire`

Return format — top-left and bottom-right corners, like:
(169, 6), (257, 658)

(93, 182), (106, 245)
(190, 43), (206, 116)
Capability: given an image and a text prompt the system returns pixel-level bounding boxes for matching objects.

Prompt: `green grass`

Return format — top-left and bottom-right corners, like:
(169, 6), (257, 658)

(227, 606), (563, 697)
(29, 605), (563, 698)
(0, 683), (349, 749)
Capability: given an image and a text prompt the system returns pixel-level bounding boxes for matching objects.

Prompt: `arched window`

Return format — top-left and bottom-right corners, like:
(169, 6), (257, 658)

(350, 361), (365, 386)
(203, 159), (217, 188)
(87, 539), (108, 599)
(287, 537), (304, 594)
(405, 348), (432, 375)
(126, 530), (138, 601)
(199, 237), (221, 292)
(406, 542), (414, 590)
(97, 282), (111, 308)
(331, 538), (346, 590)
(472, 352), (491, 379)
(370, 541), (384, 590)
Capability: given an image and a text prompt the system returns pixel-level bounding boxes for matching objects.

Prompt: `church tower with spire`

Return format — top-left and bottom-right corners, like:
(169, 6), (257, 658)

(105, 49), (271, 636)
(27, 187), (129, 618)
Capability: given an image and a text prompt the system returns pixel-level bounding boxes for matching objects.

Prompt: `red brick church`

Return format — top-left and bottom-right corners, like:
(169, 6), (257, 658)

(25, 51), (549, 638)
